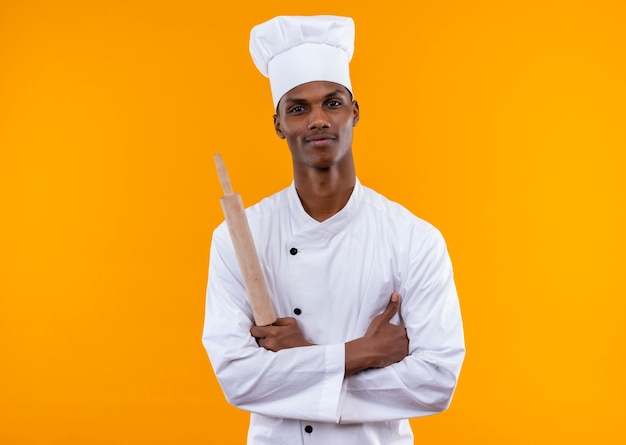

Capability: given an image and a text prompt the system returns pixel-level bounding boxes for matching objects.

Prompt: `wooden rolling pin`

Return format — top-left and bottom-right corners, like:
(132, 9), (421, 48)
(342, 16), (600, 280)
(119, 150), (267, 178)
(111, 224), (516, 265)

(214, 154), (276, 326)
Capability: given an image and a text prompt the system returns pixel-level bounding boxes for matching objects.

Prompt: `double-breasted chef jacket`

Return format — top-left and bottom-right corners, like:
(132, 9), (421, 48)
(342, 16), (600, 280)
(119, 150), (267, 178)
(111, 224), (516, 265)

(203, 179), (465, 444)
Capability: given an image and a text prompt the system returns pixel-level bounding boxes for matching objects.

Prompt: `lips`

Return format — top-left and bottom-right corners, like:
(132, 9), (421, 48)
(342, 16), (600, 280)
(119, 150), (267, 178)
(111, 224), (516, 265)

(305, 134), (335, 146)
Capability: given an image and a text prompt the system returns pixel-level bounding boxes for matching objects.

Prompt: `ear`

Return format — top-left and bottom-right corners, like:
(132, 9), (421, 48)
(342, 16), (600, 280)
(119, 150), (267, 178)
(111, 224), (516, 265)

(273, 114), (285, 139)
(352, 100), (360, 126)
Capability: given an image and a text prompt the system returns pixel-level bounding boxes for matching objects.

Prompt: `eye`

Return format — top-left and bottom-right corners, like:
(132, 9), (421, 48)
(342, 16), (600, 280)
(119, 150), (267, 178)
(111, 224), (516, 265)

(287, 105), (305, 114)
(327, 100), (342, 108)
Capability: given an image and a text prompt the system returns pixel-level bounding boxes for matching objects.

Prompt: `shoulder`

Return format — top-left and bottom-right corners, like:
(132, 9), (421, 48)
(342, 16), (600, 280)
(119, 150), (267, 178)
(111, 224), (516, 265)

(212, 185), (291, 239)
(245, 185), (291, 220)
(358, 185), (452, 277)
(359, 184), (443, 242)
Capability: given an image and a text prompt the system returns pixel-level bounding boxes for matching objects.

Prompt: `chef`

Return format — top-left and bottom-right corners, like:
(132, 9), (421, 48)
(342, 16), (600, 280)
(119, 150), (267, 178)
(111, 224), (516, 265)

(203, 15), (465, 444)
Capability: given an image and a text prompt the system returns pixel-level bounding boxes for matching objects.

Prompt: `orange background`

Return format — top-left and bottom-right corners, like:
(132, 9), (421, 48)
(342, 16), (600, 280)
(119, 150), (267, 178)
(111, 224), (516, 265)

(1, 1), (625, 443)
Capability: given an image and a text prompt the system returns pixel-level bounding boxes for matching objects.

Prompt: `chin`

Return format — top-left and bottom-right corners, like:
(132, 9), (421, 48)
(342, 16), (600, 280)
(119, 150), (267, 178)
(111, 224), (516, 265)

(309, 154), (338, 169)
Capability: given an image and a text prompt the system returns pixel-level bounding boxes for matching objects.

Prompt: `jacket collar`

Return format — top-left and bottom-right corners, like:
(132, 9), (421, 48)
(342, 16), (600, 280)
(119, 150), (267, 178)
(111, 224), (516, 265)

(288, 178), (362, 239)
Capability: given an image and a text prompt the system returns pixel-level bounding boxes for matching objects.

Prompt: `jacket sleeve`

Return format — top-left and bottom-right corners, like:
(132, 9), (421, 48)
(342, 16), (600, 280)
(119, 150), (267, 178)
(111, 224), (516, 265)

(202, 224), (346, 422)
(338, 229), (466, 423)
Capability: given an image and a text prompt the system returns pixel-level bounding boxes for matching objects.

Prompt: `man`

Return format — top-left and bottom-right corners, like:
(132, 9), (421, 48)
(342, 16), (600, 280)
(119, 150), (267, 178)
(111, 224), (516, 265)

(203, 15), (465, 444)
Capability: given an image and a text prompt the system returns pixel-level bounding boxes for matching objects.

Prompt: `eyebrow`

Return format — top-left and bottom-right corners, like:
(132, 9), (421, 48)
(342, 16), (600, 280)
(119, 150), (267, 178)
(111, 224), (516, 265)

(283, 89), (347, 105)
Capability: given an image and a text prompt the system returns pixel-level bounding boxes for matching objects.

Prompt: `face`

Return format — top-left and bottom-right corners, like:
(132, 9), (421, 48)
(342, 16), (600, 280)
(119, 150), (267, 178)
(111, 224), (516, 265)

(274, 81), (359, 171)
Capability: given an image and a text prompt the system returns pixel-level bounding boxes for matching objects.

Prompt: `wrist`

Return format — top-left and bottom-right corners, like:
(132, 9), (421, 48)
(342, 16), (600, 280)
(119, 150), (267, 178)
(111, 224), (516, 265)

(344, 338), (375, 377)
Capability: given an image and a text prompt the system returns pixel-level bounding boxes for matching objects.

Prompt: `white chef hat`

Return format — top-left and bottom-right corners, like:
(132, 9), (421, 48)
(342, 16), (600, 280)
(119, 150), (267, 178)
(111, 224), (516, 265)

(249, 15), (355, 109)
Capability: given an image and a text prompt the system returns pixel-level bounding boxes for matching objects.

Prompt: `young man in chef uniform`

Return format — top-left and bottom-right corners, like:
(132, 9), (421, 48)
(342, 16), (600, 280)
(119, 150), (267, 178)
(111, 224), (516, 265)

(203, 15), (465, 445)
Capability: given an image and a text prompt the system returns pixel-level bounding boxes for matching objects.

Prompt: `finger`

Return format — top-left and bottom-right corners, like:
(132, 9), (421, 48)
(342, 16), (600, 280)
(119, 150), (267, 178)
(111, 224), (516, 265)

(272, 317), (295, 327)
(380, 292), (400, 322)
(392, 292), (406, 327)
(251, 326), (270, 338)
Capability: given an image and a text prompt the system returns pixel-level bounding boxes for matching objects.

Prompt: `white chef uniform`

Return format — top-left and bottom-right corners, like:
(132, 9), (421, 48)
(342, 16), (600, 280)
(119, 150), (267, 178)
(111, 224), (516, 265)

(203, 179), (465, 444)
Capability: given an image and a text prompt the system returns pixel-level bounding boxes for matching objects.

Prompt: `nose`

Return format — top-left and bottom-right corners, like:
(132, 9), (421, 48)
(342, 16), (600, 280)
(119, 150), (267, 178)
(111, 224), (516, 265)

(308, 107), (330, 130)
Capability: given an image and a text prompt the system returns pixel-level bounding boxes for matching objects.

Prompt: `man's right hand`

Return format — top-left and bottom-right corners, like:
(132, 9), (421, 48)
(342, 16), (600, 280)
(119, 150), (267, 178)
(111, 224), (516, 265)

(344, 292), (409, 377)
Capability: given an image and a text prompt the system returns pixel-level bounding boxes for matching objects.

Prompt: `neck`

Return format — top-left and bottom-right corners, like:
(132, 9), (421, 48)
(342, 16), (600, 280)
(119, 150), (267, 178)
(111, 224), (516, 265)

(293, 163), (356, 222)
